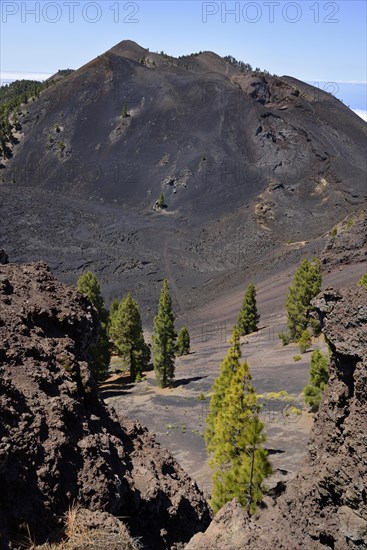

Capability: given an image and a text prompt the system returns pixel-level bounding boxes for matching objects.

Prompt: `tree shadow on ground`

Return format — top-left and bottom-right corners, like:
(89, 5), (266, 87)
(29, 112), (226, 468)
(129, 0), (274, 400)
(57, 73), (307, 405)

(173, 376), (207, 388)
(267, 448), (285, 455)
(99, 373), (136, 399)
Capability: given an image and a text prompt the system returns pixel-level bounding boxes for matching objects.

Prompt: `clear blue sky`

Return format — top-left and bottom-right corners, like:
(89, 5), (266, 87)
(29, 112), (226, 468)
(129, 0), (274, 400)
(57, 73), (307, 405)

(1, 1), (366, 114)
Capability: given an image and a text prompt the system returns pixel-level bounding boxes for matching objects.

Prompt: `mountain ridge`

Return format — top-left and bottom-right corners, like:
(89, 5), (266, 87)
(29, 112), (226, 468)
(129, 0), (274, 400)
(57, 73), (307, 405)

(0, 40), (365, 312)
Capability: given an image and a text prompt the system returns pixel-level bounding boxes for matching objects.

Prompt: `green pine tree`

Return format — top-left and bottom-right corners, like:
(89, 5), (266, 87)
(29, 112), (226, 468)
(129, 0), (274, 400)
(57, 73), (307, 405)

(298, 328), (312, 353)
(77, 272), (105, 318)
(156, 192), (165, 209)
(304, 349), (329, 411)
(108, 298), (120, 336)
(88, 327), (111, 382)
(110, 298), (119, 317)
(205, 328), (241, 455)
(358, 273), (367, 289)
(109, 293), (150, 381)
(176, 326), (190, 356)
(121, 98), (129, 118)
(284, 259), (322, 342)
(237, 282), (260, 336)
(153, 280), (176, 388)
(76, 272), (110, 381)
(206, 328), (272, 514)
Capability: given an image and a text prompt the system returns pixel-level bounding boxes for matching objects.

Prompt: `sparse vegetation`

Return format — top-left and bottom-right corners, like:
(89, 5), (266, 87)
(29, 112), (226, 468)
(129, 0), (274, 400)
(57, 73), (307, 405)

(0, 79), (58, 157)
(35, 503), (141, 549)
(109, 298), (119, 324)
(236, 282), (259, 336)
(303, 349), (329, 411)
(257, 390), (293, 401)
(282, 258), (322, 343)
(121, 99), (130, 118)
(284, 406), (302, 417)
(176, 326), (190, 356)
(330, 227), (337, 237)
(59, 355), (73, 372)
(223, 55), (253, 73)
(206, 328), (272, 514)
(279, 330), (291, 346)
(76, 272), (111, 381)
(77, 271), (104, 312)
(223, 55), (271, 75)
(153, 280), (177, 388)
(2, 39), (366, 550)
(298, 328), (312, 353)
(358, 273), (367, 289)
(160, 51), (175, 62)
(156, 192), (165, 209)
(109, 293), (150, 381)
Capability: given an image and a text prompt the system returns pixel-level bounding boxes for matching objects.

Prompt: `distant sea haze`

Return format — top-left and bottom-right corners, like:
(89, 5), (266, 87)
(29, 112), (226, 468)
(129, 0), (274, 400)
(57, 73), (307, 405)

(0, 71), (53, 84)
(1, 73), (366, 122)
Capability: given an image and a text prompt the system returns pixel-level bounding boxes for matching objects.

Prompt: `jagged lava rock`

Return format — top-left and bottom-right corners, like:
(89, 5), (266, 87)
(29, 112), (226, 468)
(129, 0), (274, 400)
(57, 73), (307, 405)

(321, 212), (367, 269)
(0, 262), (211, 549)
(0, 250), (8, 265)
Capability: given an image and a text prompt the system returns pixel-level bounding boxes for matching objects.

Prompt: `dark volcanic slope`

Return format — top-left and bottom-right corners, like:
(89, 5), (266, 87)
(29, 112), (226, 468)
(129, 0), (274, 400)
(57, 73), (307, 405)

(0, 40), (366, 311)
(3, 40), (366, 220)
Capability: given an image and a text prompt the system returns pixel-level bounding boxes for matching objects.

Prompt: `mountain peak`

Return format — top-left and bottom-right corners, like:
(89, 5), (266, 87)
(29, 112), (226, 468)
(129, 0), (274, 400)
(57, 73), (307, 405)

(108, 39), (148, 60)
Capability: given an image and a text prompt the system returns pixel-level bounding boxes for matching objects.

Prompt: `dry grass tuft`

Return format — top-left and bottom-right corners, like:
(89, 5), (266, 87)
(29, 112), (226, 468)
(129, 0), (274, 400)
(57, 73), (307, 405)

(19, 504), (143, 550)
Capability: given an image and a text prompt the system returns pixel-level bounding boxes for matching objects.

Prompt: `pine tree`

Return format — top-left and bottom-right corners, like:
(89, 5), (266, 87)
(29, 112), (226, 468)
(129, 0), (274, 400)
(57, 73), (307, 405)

(153, 279), (176, 388)
(77, 272), (105, 318)
(237, 282), (260, 336)
(205, 328), (241, 455)
(110, 298), (119, 318)
(284, 259), (322, 342)
(156, 192), (165, 209)
(109, 293), (150, 381)
(176, 326), (190, 356)
(304, 349), (329, 411)
(358, 273), (367, 289)
(121, 98), (129, 118)
(88, 327), (111, 382)
(76, 272), (110, 381)
(206, 328), (272, 514)
(298, 328), (312, 353)
(108, 298), (120, 337)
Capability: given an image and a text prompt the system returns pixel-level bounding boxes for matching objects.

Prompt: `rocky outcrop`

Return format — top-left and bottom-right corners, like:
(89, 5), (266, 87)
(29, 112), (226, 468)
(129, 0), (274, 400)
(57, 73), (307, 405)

(187, 284), (367, 549)
(185, 500), (251, 549)
(0, 262), (211, 549)
(0, 249), (8, 265)
(321, 212), (367, 269)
